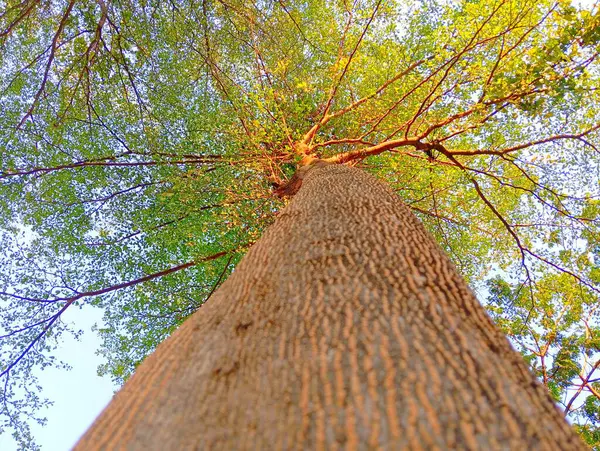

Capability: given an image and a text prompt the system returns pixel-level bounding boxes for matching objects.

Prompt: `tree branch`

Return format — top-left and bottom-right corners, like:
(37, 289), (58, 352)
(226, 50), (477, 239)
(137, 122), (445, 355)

(17, 0), (76, 129)
(0, 250), (229, 379)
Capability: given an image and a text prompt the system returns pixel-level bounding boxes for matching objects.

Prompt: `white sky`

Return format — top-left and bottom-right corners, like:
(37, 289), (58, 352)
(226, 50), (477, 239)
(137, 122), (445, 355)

(1, 308), (116, 450)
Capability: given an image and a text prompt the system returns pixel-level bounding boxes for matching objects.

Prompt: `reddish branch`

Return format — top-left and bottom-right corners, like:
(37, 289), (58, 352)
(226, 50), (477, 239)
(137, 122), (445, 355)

(276, 0), (329, 55)
(417, 87), (545, 140)
(447, 124), (600, 156)
(301, 2), (573, 155)
(303, 57), (432, 154)
(324, 138), (421, 164)
(17, 0), (76, 129)
(0, 0), (40, 40)
(403, 2), (506, 139)
(57, 0), (109, 121)
(301, 0), (383, 148)
(445, 147), (600, 303)
(84, 193), (267, 247)
(0, 250), (229, 379)
(432, 145), (600, 317)
(1, 155), (223, 178)
(85, 216), (188, 247)
(306, 58), (434, 148)
(565, 360), (600, 415)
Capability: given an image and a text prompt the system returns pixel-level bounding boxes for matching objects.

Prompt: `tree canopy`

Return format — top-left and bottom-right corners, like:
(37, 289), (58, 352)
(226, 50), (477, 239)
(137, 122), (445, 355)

(1, 0), (599, 448)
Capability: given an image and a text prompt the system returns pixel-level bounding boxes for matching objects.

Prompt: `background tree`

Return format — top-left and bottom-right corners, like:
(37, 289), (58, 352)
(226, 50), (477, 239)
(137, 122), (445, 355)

(0, 0), (599, 448)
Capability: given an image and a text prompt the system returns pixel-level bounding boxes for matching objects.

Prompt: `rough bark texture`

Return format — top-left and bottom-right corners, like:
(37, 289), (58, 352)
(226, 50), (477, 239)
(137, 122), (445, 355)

(76, 164), (585, 450)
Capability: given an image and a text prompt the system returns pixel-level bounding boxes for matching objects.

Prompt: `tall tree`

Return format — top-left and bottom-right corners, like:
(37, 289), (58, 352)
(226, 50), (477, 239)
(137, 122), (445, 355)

(76, 162), (585, 449)
(0, 0), (599, 447)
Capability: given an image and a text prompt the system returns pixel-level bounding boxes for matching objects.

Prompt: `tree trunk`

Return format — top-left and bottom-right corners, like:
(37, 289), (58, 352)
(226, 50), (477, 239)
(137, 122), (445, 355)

(75, 164), (584, 450)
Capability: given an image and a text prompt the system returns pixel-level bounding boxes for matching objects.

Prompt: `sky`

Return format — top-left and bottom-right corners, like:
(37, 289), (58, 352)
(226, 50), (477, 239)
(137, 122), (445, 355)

(1, 308), (116, 450)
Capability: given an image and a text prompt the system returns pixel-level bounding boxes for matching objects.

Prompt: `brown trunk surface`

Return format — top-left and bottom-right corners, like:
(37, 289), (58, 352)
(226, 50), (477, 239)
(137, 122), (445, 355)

(75, 164), (584, 450)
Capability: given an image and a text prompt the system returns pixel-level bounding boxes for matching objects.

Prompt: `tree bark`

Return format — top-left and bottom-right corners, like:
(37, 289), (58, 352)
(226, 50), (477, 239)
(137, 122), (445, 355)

(75, 164), (584, 450)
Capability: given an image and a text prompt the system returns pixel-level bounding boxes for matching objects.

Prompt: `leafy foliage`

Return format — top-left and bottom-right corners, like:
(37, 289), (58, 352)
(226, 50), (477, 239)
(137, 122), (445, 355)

(1, 0), (600, 446)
